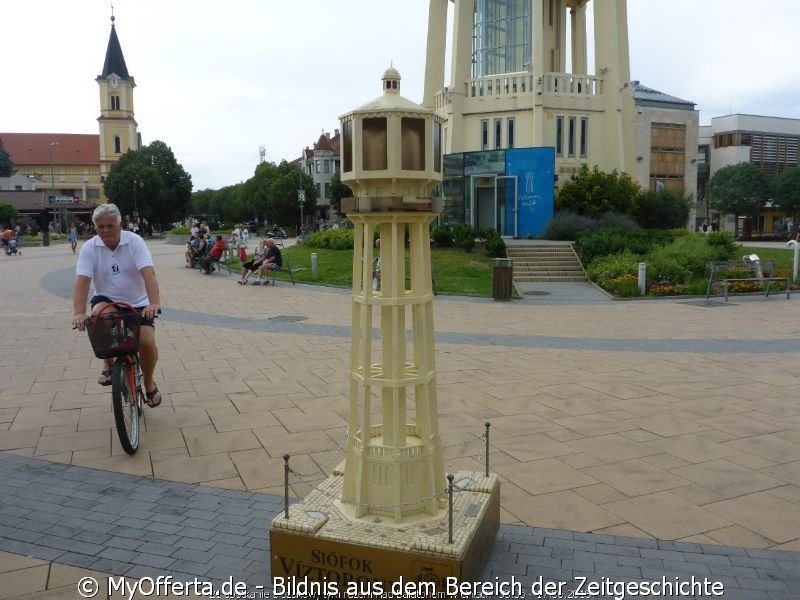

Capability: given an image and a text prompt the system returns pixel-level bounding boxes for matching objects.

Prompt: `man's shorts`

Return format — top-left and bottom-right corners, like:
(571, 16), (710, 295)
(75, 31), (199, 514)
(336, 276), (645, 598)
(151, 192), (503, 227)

(90, 295), (155, 327)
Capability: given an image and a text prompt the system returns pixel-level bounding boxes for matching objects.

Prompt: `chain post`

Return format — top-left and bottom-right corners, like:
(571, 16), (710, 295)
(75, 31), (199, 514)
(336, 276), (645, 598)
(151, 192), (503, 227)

(283, 454), (290, 519)
(447, 473), (454, 544)
(485, 422), (491, 477)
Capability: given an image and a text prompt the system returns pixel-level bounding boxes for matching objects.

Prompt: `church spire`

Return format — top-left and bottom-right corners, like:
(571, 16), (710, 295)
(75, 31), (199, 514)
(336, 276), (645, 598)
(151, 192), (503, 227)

(100, 11), (130, 79)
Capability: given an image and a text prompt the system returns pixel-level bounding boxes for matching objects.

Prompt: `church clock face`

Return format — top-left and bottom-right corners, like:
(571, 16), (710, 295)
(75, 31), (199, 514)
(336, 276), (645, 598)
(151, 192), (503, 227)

(109, 77), (120, 89)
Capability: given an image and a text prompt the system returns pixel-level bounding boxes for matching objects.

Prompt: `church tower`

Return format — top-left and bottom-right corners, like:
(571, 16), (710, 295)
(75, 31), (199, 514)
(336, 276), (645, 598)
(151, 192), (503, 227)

(97, 13), (139, 185)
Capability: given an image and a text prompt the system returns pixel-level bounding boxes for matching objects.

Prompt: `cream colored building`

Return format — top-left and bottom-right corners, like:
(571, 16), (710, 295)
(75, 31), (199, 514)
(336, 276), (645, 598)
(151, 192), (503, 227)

(424, 0), (636, 184)
(630, 83), (698, 199)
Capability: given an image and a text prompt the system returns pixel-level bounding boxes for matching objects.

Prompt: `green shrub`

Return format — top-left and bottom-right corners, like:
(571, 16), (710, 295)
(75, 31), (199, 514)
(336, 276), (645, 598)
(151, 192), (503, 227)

(705, 231), (736, 260)
(484, 231), (506, 258)
(453, 223), (476, 252)
(645, 234), (718, 281)
(646, 255), (691, 284)
(598, 212), (640, 232)
(542, 211), (597, 241)
(614, 278), (642, 297)
(431, 225), (454, 247)
(576, 228), (676, 266)
(586, 251), (639, 290)
(169, 226), (191, 235)
(305, 228), (355, 250)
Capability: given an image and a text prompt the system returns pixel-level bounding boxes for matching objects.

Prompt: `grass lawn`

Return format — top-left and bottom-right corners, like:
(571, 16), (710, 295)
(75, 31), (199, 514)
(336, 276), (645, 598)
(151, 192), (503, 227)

(228, 246), (496, 296)
(739, 245), (796, 273)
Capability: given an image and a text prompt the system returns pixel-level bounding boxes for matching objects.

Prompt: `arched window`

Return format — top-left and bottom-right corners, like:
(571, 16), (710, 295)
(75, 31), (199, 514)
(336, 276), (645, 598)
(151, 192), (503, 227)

(114, 136), (121, 153)
(110, 95), (120, 110)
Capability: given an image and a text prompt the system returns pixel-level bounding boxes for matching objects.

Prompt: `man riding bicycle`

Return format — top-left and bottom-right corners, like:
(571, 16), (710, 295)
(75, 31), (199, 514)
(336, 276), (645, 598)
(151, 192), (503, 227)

(71, 203), (163, 407)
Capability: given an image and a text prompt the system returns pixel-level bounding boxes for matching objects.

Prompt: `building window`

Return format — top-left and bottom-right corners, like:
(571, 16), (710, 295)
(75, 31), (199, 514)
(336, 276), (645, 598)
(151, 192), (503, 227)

(342, 121), (353, 172)
(114, 136), (121, 153)
(433, 121), (442, 173)
(494, 118), (502, 149)
(568, 117), (576, 157)
(555, 117), (563, 156)
(481, 120), (489, 151)
(362, 117), (388, 171)
(316, 183), (322, 197)
(401, 117), (426, 171)
(110, 95), (120, 110)
(324, 160), (330, 174)
(507, 118), (515, 149)
(472, 0), (531, 77)
(580, 117), (588, 158)
(315, 161), (321, 174)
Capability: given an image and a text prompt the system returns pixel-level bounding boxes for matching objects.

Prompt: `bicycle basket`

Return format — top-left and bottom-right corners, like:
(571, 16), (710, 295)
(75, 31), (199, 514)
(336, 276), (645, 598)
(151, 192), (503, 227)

(86, 305), (141, 359)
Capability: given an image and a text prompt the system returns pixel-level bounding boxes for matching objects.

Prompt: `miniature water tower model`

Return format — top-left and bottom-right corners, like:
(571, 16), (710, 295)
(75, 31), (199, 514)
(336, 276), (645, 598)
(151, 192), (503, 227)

(270, 69), (499, 592)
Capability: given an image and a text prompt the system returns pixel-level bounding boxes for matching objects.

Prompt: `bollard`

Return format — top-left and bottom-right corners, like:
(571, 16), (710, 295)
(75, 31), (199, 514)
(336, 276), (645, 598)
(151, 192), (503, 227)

(447, 473), (454, 544)
(283, 454), (290, 519)
(311, 253), (318, 281)
(638, 262), (646, 295)
(485, 422), (491, 478)
(788, 240), (799, 284)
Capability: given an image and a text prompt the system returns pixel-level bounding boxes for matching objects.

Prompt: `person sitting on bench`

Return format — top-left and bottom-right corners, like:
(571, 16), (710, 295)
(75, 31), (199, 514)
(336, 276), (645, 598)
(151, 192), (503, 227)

(201, 235), (228, 274)
(254, 239), (282, 285)
(238, 239), (269, 284)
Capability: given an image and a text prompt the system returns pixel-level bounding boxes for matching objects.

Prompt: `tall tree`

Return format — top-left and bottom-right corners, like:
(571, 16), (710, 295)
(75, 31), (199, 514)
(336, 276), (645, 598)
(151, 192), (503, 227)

(0, 202), (17, 226)
(0, 138), (14, 177)
(707, 163), (770, 237)
(104, 140), (192, 226)
(636, 188), (692, 229)
(556, 166), (641, 217)
(329, 171), (353, 216)
(773, 166), (800, 227)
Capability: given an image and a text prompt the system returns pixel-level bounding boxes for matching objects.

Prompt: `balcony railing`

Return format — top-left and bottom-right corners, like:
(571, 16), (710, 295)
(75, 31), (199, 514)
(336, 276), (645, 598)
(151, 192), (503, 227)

(434, 71), (603, 109)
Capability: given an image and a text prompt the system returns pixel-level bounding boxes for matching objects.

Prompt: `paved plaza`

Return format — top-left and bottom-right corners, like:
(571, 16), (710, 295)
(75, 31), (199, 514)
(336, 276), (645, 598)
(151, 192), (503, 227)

(2, 239), (800, 598)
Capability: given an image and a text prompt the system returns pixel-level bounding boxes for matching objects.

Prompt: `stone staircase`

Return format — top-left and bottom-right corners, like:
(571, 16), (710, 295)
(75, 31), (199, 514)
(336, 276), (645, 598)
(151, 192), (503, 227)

(505, 242), (586, 283)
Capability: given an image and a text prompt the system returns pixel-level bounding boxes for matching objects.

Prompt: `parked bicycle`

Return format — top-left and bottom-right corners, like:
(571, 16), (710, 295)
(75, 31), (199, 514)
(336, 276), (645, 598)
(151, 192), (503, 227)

(83, 302), (158, 454)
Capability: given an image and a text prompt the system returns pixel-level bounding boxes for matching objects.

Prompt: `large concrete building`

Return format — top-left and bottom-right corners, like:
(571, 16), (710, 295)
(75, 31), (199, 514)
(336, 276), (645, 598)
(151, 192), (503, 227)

(0, 15), (139, 226)
(421, 0), (711, 234)
(698, 114), (800, 235)
(424, 0), (636, 179)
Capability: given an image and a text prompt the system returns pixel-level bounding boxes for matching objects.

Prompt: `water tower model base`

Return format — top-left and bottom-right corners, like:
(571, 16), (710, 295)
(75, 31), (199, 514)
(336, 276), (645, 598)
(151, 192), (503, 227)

(269, 467), (499, 594)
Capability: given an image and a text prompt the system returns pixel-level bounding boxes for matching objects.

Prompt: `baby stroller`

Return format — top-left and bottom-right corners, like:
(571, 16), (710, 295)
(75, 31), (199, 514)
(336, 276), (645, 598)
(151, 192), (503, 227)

(5, 238), (21, 256)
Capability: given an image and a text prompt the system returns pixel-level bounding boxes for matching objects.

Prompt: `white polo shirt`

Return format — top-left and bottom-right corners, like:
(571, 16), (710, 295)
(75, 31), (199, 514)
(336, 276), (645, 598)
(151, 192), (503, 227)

(76, 230), (154, 307)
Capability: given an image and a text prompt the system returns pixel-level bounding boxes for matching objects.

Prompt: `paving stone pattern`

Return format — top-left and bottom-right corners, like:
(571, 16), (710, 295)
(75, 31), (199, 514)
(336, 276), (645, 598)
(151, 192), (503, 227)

(2, 454), (799, 598)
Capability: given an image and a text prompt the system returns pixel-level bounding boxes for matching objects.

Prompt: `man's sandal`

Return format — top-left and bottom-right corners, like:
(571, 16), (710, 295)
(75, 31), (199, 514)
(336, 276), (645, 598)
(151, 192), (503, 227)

(145, 386), (162, 408)
(98, 370), (112, 386)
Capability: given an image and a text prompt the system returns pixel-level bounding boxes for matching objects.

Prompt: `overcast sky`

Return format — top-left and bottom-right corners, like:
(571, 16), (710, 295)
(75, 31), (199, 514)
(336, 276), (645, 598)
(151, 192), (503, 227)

(2, 0), (798, 190)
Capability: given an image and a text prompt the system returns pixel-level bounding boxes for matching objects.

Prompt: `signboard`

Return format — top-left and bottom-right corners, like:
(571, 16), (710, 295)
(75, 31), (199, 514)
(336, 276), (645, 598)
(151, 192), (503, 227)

(52, 195), (74, 204)
(505, 147), (555, 237)
(298, 190), (306, 203)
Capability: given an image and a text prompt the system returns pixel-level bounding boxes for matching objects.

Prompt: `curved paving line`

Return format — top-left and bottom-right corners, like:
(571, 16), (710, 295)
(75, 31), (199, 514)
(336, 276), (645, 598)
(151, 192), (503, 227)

(42, 266), (800, 354)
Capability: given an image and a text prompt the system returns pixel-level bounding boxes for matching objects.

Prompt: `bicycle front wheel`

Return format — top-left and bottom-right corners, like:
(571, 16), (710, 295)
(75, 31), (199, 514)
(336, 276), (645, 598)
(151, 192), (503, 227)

(112, 360), (140, 454)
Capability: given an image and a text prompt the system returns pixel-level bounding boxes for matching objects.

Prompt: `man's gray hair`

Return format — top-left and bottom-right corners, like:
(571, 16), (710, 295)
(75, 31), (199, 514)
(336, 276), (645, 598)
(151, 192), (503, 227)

(92, 203), (123, 225)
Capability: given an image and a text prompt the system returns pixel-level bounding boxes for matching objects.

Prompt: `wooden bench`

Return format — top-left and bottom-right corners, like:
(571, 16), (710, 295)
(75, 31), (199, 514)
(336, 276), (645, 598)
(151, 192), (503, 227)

(706, 258), (790, 301)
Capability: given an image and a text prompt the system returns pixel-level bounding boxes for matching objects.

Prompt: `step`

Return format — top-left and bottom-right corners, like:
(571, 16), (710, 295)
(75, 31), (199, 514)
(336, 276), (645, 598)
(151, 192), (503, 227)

(511, 260), (582, 266)
(514, 276), (587, 282)
(515, 268), (584, 275)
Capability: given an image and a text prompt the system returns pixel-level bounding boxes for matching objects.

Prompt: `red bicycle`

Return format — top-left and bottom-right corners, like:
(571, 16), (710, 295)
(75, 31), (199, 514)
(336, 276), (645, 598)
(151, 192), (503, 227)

(85, 302), (150, 454)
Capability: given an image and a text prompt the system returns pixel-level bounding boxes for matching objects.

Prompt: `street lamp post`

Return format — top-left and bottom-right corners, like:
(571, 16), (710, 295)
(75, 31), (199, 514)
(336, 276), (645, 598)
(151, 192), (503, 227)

(133, 179), (143, 221)
(298, 168), (305, 227)
(45, 141), (60, 247)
